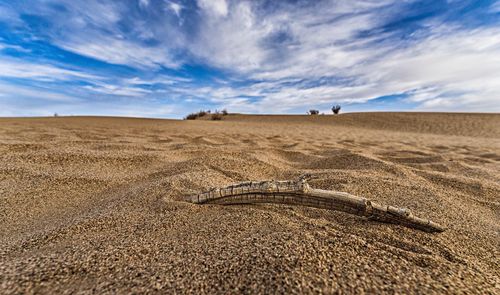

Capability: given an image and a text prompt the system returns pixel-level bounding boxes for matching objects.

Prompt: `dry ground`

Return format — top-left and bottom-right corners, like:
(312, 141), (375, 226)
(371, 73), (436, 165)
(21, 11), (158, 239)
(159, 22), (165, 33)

(0, 113), (499, 294)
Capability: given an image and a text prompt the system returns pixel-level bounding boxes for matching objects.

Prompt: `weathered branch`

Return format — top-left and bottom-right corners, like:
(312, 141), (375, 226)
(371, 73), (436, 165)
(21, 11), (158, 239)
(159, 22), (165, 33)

(185, 177), (445, 233)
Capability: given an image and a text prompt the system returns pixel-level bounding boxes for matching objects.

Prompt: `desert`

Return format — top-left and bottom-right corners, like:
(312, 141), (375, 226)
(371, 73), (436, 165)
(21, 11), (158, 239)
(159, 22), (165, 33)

(1, 112), (499, 294)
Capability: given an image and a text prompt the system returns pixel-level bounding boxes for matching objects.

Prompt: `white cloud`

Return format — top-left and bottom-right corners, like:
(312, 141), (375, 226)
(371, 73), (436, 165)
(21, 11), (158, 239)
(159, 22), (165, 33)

(0, 5), (22, 24)
(351, 27), (500, 111)
(174, 24), (500, 113)
(197, 0), (228, 17)
(124, 75), (191, 86)
(0, 81), (80, 103)
(490, 1), (500, 13)
(82, 84), (152, 97)
(0, 43), (31, 53)
(190, 1), (393, 75)
(139, 0), (150, 9)
(0, 80), (180, 118)
(190, 1), (267, 72)
(168, 1), (183, 17)
(55, 35), (180, 69)
(0, 57), (100, 81)
(180, 1), (500, 113)
(14, 0), (182, 69)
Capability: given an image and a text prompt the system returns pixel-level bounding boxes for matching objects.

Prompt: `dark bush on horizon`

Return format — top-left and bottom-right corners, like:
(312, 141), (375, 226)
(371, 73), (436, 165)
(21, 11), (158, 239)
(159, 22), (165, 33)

(184, 110), (207, 120)
(309, 109), (319, 115)
(185, 113), (199, 120)
(332, 105), (341, 114)
(211, 112), (223, 120)
(184, 109), (228, 120)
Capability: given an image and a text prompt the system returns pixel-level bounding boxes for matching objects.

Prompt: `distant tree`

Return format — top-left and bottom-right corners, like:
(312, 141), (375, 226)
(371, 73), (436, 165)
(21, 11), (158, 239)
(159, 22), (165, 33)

(54, 112), (59, 117)
(308, 109), (319, 115)
(332, 105), (341, 114)
(221, 109), (228, 115)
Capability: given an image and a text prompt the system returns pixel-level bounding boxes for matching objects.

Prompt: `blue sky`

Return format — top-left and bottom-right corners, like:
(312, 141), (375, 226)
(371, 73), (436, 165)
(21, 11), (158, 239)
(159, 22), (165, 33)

(0, 0), (499, 118)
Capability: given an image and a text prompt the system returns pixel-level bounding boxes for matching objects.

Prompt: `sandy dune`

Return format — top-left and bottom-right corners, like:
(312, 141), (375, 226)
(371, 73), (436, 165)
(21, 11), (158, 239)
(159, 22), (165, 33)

(1, 113), (499, 293)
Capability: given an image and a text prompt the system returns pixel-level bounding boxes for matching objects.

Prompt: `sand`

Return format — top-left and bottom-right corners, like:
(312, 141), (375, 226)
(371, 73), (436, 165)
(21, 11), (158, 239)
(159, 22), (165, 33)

(0, 113), (499, 294)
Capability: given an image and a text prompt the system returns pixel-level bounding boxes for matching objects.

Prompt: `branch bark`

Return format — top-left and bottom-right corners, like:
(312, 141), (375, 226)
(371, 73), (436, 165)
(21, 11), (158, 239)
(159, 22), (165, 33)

(185, 178), (446, 233)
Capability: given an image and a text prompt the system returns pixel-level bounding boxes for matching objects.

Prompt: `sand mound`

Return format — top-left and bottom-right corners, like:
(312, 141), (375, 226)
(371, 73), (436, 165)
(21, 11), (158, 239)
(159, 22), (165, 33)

(1, 113), (499, 293)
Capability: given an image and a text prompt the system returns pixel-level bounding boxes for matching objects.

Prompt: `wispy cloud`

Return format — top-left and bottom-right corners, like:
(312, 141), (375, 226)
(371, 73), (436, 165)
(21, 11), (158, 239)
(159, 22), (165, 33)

(0, 81), (80, 103)
(197, 0), (229, 17)
(0, 57), (100, 82)
(139, 0), (150, 9)
(55, 36), (181, 69)
(490, 1), (500, 13)
(11, 0), (183, 69)
(168, 1), (184, 18)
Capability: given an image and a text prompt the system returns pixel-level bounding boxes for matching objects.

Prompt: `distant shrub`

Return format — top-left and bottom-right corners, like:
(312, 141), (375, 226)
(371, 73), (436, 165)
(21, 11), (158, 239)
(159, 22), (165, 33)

(185, 113), (199, 120)
(53, 112), (59, 117)
(309, 109), (319, 115)
(184, 110), (211, 120)
(332, 105), (341, 114)
(221, 109), (228, 115)
(211, 112), (223, 120)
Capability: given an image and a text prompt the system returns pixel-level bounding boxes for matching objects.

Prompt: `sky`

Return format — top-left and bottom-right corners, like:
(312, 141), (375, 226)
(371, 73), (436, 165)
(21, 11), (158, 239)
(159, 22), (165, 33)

(0, 0), (499, 118)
